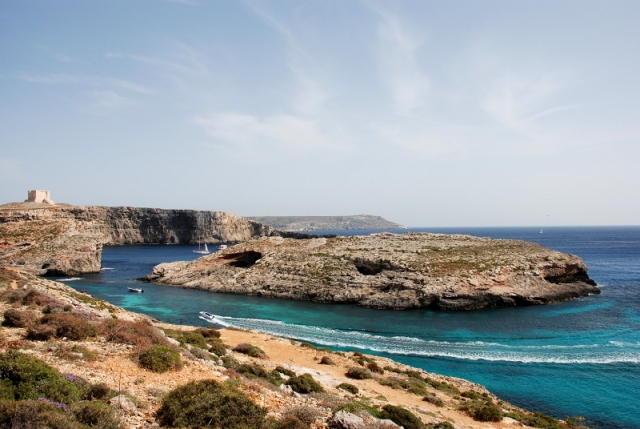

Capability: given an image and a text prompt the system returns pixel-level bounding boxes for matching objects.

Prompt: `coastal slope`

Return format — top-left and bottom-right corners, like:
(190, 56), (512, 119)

(0, 266), (583, 429)
(0, 203), (307, 276)
(143, 232), (599, 310)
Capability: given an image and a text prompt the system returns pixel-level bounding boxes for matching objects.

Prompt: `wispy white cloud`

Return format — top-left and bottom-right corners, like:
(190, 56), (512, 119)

(17, 73), (154, 95)
(192, 112), (338, 158)
(370, 7), (430, 115)
(87, 90), (138, 109)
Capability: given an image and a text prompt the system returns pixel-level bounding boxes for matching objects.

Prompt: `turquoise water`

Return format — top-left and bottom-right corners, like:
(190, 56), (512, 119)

(62, 227), (640, 429)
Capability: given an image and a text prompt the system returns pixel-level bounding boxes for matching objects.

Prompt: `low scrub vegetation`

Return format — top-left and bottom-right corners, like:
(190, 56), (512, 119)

(346, 366), (373, 380)
(233, 343), (267, 359)
(0, 351), (122, 429)
(2, 309), (38, 328)
(100, 320), (167, 349)
(380, 404), (424, 429)
(138, 345), (181, 373)
(336, 383), (359, 394)
(157, 379), (267, 429)
(285, 373), (324, 394)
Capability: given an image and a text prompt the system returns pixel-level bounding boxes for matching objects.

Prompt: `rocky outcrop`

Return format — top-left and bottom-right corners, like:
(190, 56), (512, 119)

(142, 232), (599, 311)
(0, 203), (307, 276)
(248, 215), (405, 231)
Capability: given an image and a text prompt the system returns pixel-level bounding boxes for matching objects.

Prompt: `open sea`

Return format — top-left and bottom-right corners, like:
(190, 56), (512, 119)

(60, 226), (640, 429)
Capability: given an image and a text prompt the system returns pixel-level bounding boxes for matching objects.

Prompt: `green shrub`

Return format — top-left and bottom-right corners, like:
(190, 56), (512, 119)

(336, 383), (359, 394)
(366, 361), (384, 374)
(101, 320), (167, 348)
(237, 363), (269, 379)
(275, 366), (296, 377)
(138, 345), (181, 373)
(2, 309), (38, 327)
(198, 327), (221, 338)
(334, 401), (382, 418)
(521, 412), (564, 429)
(71, 401), (122, 429)
(84, 382), (116, 400)
(208, 341), (228, 356)
(346, 366), (372, 380)
(0, 351), (81, 403)
(221, 355), (240, 369)
(233, 343), (267, 359)
(38, 314), (96, 341)
(461, 390), (484, 400)
(0, 399), (83, 429)
(180, 332), (208, 349)
(380, 404), (424, 429)
(427, 422), (454, 429)
(157, 379), (267, 429)
(319, 356), (335, 365)
(190, 347), (214, 361)
(423, 393), (444, 407)
(473, 404), (503, 422)
(285, 373), (324, 394)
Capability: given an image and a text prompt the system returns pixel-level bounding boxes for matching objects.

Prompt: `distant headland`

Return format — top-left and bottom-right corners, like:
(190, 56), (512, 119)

(248, 215), (405, 231)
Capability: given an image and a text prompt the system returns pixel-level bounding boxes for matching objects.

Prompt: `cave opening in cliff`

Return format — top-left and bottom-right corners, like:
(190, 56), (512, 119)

(220, 251), (262, 268)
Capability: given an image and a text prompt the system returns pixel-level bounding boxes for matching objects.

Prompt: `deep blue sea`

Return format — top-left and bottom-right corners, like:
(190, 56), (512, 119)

(60, 226), (640, 429)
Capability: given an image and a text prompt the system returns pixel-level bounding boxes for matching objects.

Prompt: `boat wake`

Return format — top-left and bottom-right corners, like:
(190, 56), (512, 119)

(55, 277), (82, 281)
(202, 314), (640, 365)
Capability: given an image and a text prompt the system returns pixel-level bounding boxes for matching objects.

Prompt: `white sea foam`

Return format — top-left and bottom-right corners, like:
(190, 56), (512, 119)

(203, 314), (640, 365)
(100, 267), (114, 271)
(56, 277), (82, 281)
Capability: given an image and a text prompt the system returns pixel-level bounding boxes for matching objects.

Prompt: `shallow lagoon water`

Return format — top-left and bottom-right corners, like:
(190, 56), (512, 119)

(65, 226), (640, 429)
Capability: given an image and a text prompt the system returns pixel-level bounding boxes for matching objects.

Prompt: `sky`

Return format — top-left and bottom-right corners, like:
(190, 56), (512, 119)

(1, 1), (639, 227)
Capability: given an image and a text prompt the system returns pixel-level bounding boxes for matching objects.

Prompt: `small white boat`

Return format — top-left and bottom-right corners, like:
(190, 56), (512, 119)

(218, 244), (227, 250)
(540, 229), (543, 234)
(199, 311), (215, 321)
(193, 243), (210, 254)
(128, 287), (144, 293)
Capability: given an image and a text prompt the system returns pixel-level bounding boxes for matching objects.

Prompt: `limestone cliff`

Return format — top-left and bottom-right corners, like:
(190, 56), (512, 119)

(0, 203), (307, 276)
(143, 232), (599, 311)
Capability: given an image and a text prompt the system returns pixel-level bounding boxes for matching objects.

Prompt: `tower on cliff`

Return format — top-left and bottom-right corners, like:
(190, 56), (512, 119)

(25, 190), (54, 204)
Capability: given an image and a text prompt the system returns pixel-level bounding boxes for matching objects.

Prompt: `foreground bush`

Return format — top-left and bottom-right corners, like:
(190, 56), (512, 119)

(472, 403), (503, 422)
(29, 314), (96, 341)
(0, 399), (83, 429)
(0, 351), (81, 403)
(346, 366), (373, 380)
(100, 320), (167, 349)
(285, 373), (324, 394)
(336, 382), (359, 394)
(208, 341), (228, 356)
(2, 309), (38, 328)
(157, 379), (267, 429)
(233, 343), (267, 359)
(380, 404), (424, 429)
(71, 401), (122, 429)
(138, 345), (181, 373)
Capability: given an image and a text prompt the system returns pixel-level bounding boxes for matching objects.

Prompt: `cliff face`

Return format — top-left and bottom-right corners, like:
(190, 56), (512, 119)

(143, 232), (599, 311)
(0, 203), (305, 276)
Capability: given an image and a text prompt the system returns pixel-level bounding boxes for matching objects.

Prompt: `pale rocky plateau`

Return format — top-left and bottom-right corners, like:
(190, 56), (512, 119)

(143, 233), (599, 311)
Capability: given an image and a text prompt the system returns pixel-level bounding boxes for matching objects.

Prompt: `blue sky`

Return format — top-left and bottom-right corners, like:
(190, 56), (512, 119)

(1, 1), (638, 227)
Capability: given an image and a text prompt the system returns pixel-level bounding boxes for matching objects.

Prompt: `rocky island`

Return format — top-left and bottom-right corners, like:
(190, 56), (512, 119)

(143, 232), (599, 311)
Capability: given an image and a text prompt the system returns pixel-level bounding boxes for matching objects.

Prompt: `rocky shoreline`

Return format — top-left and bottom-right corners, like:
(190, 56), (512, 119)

(143, 233), (599, 311)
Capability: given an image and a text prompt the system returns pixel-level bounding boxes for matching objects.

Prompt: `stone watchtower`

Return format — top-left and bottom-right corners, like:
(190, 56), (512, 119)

(25, 190), (54, 204)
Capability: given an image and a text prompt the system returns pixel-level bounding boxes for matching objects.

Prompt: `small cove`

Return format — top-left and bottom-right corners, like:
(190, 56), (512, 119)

(63, 226), (640, 429)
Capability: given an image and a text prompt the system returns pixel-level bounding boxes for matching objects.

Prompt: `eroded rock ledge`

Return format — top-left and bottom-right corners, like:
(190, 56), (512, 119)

(0, 203), (308, 276)
(142, 232), (599, 311)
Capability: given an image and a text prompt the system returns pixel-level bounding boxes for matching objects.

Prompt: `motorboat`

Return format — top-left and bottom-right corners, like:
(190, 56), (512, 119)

(218, 244), (227, 250)
(128, 287), (144, 293)
(199, 311), (215, 321)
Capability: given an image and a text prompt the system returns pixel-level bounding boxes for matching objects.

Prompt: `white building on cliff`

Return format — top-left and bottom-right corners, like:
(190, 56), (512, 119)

(25, 190), (54, 204)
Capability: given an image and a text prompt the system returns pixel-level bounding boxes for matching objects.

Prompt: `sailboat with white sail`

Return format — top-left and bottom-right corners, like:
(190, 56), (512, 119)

(193, 235), (210, 254)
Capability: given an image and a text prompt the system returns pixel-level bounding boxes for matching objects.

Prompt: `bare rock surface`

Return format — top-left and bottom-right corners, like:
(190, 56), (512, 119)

(143, 232), (599, 310)
(0, 202), (306, 275)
